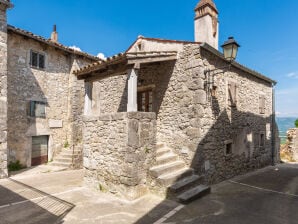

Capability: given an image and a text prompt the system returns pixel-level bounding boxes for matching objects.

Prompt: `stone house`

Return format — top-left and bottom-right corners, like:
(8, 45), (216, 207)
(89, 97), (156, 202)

(0, 0), (99, 178)
(74, 0), (279, 201)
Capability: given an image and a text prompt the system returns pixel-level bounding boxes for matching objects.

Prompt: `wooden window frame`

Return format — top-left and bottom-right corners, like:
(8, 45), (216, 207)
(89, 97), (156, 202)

(30, 50), (46, 70)
(27, 100), (46, 118)
(137, 88), (153, 112)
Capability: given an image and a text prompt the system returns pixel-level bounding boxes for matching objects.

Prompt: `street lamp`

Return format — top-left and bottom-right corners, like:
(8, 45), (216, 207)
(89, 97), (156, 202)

(221, 37), (240, 62)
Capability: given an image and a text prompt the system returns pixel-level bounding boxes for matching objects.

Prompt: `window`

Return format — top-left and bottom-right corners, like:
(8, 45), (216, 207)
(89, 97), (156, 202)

(27, 101), (46, 118)
(225, 142), (233, 155)
(259, 95), (266, 114)
(260, 133), (265, 147)
(30, 51), (45, 69)
(137, 90), (153, 112)
(228, 81), (237, 107)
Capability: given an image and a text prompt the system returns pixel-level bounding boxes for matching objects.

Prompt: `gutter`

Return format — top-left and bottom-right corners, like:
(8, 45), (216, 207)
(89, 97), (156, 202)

(271, 83), (277, 165)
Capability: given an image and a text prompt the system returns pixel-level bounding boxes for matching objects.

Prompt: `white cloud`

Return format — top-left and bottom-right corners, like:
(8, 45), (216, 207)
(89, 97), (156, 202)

(286, 72), (298, 79)
(97, 53), (106, 60)
(69, 46), (82, 52)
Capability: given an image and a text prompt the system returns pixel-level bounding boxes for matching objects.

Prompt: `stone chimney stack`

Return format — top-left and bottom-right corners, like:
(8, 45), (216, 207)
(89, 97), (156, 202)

(0, 0), (13, 179)
(194, 0), (219, 49)
(51, 24), (58, 43)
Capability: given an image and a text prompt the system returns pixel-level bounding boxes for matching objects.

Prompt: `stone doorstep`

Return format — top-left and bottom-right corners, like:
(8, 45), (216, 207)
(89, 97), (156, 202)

(169, 174), (203, 194)
(177, 185), (211, 204)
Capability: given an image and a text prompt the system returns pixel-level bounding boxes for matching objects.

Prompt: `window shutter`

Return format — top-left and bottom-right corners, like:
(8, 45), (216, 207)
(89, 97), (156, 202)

(39, 54), (45, 69)
(228, 83), (232, 105)
(259, 95), (265, 114)
(228, 81), (237, 107)
(26, 101), (31, 116)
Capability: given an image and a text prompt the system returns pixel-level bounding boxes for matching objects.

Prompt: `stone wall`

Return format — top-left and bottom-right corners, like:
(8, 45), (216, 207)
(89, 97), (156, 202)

(0, 2), (9, 178)
(83, 112), (156, 200)
(7, 32), (92, 167)
(153, 44), (275, 183)
(91, 74), (128, 115)
(286, 128), (298, 161)
(83, 40), (277, 196)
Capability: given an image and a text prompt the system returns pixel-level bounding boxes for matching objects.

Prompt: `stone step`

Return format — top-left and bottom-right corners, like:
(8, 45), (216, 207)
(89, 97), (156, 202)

(156, 147), (172, 157)
(156, 153), (178, 166)
(169, 175), (203, 194)
(150, 161), (185, 178)
(50, 162), (72, 168)
(157, 168), (194, 186)
(56, 154), (73, 159)
(59, 151), (81, 156)
(177, 185), (211, 204)
(54, 158), (72, 163)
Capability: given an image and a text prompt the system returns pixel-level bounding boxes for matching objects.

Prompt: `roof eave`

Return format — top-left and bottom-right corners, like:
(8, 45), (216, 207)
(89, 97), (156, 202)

(200, 43), (277, 85)
(7, 25), (100, 61)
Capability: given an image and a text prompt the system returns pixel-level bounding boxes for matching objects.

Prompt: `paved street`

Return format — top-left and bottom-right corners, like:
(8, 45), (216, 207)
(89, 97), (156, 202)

(0, 163), (297, 224)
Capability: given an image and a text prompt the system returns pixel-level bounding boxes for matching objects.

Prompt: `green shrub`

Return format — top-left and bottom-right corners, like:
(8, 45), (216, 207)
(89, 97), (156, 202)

(295, 119), (298, 128)
(8, 160), (24, 172)
(63, 141), (70, 148)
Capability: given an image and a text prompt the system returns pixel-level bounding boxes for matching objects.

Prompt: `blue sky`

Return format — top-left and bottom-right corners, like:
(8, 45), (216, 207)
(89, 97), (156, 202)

(7, 0), (298, 117)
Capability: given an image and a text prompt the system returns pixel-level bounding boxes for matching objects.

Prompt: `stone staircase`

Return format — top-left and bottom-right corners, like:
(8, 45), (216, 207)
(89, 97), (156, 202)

(50, 147), (82, 169)
(150, 143), (210, 204)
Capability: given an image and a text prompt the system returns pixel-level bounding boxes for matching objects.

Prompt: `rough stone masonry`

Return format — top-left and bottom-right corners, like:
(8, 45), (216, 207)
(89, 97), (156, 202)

(0, 0), (11, 178)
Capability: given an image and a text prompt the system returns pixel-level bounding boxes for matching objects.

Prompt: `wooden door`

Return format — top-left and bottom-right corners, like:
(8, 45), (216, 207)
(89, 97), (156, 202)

(31, 136), (48, 166)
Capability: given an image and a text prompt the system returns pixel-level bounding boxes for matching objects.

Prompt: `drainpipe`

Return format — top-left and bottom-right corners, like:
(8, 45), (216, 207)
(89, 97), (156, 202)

(271, 83), (276, 166)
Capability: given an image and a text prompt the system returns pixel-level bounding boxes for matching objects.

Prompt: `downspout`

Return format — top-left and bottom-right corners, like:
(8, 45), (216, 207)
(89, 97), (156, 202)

(271, 83), (276, 166)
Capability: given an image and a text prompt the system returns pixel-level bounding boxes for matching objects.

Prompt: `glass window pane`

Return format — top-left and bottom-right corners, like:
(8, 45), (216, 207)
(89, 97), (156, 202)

(35, 102), (46, 117)
(39, 54), (45, 69)
(31, 52), (38, 67)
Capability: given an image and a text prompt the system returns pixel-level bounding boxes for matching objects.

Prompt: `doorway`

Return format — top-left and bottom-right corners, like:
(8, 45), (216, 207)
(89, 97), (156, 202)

(31, 135), (49, 166)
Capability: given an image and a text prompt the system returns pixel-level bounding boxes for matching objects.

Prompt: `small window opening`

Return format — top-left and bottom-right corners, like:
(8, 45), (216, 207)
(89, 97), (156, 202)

(260, 133), (265, 147)
(30, 50), (45, 69)
(27, 101), (46, 118)
(225, 143), (233, 155)
(137, 90), (153, 112)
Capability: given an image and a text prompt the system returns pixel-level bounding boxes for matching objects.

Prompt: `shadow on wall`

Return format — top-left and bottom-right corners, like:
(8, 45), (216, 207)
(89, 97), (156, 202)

(135, 93), (277, 223)
(7, 55), (49, 169)
(0, 178), (74, 223)
(117, 61), (176, 114)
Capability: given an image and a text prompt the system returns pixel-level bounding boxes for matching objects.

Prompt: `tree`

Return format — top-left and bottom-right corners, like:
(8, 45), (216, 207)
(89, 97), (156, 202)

(295, 119), (298, 128)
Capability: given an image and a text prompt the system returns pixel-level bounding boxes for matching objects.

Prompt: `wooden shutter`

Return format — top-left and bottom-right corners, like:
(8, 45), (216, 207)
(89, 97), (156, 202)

(228, 81), (237, 107)
(259, 95), (265, 114)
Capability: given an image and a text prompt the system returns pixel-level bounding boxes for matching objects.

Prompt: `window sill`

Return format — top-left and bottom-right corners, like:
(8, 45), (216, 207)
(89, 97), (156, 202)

(30, 65), (46, 71)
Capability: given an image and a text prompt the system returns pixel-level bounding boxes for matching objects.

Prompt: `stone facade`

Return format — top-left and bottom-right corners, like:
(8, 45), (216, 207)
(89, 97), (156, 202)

(80, 37), (278, 198)
(83, 112), (156, 200)
(0, 1), (11, 178)
(285, 128), (298, 161)
(154, 44), (274, 183)
(6, 31), (93, 167)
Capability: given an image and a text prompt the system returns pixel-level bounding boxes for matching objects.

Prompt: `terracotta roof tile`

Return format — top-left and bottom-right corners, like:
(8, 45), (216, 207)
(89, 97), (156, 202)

(8, 25), (100, 61)
(74, 51), (178, 76)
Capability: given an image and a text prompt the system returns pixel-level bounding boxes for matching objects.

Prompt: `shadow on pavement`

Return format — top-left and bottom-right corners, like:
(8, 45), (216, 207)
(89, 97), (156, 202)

(0, 178), (74, 224)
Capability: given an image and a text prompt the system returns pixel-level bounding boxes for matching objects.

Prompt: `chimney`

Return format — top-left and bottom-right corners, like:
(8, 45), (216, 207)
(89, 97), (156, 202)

(194, 0), (219, 49)
(50, 24), (58, 43)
